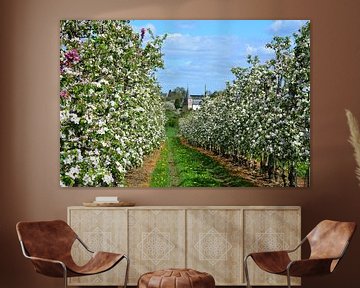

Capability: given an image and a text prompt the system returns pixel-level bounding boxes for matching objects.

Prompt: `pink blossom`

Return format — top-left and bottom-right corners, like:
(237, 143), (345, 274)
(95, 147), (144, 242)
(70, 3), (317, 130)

(140, 28), (146, 41)
(60, 90), (70, 99)
(65, 49), (80, 63)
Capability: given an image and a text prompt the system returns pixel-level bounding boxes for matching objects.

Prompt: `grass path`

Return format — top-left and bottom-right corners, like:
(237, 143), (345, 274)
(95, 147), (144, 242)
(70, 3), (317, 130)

(149, 127), (180, 187)
(150, 126), (253, 187)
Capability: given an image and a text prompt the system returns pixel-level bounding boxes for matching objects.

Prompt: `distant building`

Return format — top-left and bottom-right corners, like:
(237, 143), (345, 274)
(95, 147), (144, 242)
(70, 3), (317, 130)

(184, 86), (206, 110)
(187, 95), (203, 110)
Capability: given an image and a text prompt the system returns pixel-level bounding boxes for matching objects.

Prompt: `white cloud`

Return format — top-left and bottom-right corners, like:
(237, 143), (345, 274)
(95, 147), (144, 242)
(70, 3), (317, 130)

(184, 60), (192, 66)
(271, 20), (285, 33)
(163, 35), (263, 92)
(261, 46), (274, 54)
(245, 44), (258, 55)
(158, 33), (247, 93)
(244, 44), (274, 58)
(270, 20), (308, 35)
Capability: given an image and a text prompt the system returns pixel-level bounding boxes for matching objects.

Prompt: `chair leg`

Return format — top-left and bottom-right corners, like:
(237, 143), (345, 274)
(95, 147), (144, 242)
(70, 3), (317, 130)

(286, 270), (292, 288)
(62, 264), (68, 288)
(123, 255), (130, 288)
(244, 255), (252, 288)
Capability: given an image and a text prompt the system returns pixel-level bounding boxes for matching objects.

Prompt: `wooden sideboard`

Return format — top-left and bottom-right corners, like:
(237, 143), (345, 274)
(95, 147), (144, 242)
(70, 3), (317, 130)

(67, 206), (301, 286)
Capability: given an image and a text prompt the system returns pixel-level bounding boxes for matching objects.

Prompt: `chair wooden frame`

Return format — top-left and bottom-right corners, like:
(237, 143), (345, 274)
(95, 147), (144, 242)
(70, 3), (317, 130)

(16, 220), (129, 288)
(243, 220), (356, 288)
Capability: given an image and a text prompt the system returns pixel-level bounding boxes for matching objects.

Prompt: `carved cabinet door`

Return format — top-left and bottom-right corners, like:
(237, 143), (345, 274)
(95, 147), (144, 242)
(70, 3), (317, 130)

(243, 208), (301, 286)
(67, 208), (128, 286)
(128, 209), (186, 284)
(187, 209), (243, 285)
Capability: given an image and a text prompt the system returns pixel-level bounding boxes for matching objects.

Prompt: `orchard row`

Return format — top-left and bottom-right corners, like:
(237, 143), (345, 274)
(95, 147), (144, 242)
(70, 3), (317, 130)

(60, 20), (166, 186)
(179, 22), (310, 186)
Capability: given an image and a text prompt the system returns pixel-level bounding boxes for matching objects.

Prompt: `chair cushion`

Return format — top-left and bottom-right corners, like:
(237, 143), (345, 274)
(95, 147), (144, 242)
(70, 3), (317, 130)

(138, 268), (215, 288)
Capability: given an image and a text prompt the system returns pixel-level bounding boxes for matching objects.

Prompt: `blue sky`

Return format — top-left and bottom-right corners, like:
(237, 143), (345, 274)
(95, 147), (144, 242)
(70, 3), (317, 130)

(131, 20), (308, 94)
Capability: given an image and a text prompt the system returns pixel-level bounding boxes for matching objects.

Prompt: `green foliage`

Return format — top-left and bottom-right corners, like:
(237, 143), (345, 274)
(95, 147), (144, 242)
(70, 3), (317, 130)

(165, 110), (179, 128)
(60, 20), (166, 187)
(174, 98), (182, 109)
(296, 162), (310, 178)
(167, 86), (187, 108)
(168, 87), (187, 99)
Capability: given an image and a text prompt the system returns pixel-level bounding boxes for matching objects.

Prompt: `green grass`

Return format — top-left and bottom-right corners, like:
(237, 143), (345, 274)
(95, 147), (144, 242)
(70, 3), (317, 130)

(296, 162), (310, 178)
(149, 141), (172, 187)
(150, 125), (253, 187)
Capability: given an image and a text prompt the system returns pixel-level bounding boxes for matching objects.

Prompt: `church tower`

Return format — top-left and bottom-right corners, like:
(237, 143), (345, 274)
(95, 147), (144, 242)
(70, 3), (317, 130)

(184, 85), (192, 110)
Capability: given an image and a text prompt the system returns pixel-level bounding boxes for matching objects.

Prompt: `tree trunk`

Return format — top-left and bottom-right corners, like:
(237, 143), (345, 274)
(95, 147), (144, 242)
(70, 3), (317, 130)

(267, 153), (275, 180)
(281, 167), (287, 186)
(288, 162), (297, 187)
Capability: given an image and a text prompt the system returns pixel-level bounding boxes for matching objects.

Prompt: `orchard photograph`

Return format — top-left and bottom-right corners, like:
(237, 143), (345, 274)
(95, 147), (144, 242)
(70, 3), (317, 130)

(60, 20), (310, 188)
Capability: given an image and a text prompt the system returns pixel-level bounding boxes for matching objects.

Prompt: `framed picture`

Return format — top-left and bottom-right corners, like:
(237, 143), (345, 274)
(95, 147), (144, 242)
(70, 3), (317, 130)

(60, 20), (310, 188)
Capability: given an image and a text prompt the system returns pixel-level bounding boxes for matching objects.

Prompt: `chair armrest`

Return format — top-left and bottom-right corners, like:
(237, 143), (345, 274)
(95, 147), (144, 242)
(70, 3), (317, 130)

(25, 255), (67, 278)
(25, 255), (65, 265)
(287, 258), (335, 277)
(285, 237), (307, 253)
(27, 255), (66, 268)
(245, 236), (306, 258)
(19, 240), (67, 277)
(76, 236), (94, 253)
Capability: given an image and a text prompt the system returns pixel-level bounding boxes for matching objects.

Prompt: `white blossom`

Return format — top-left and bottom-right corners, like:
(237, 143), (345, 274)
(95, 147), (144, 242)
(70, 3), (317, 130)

(103, 174), (114, 185)
(65, 166), (80, 179)
(69, 113), (80, 124)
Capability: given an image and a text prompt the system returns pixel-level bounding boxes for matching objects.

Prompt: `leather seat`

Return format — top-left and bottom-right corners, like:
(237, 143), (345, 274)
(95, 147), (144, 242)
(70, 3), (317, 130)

(244, 220), (356, 288)
(16, 220), (129, 287)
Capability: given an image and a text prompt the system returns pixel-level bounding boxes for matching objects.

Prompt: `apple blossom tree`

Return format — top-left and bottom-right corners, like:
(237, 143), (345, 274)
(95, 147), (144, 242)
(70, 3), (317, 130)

(60, 20), (166, 187)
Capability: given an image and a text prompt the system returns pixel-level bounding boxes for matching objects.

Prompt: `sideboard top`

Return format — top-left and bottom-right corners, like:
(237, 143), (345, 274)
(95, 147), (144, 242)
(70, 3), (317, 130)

(68, 205), (301, 210)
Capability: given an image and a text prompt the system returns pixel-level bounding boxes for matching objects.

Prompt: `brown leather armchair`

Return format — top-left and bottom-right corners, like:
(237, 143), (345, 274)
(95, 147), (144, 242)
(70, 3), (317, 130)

(16, 220), (129, 288)
(244, 220), (356, 288)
